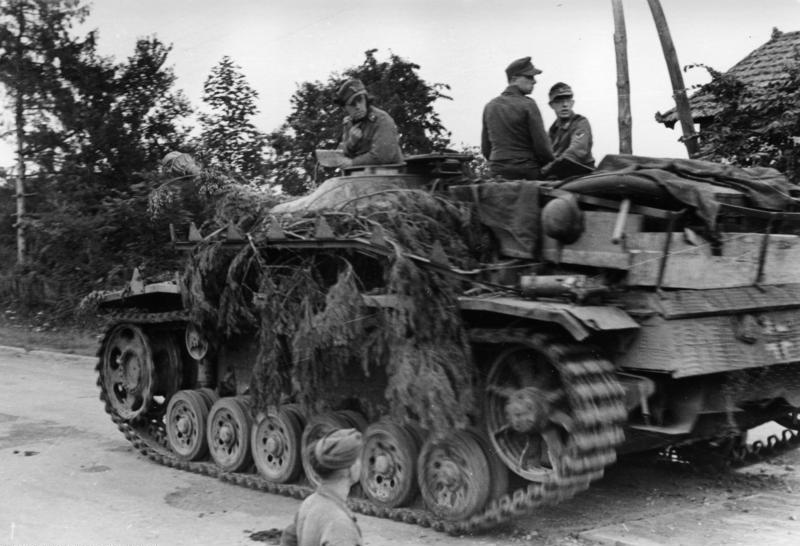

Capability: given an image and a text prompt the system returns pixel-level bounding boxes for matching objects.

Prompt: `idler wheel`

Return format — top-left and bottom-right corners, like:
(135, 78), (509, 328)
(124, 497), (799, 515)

(251, 404), (306, 483)
(301, 412), (352, 488)
(486, 345), (570, 481)
(207, 396), (253, 472)
(166, 390), (212, 461)
(100, 324), (155, 421)
(360, 421), (421, 508)
(417, 429), (492, 521)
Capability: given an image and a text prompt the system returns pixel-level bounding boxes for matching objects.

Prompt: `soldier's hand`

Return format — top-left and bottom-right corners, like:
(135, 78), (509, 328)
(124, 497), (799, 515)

(349, 126), (363, 141)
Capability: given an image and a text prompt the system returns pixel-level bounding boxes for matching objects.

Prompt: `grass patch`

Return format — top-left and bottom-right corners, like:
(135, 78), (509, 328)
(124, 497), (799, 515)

(0, 313), (100, 357)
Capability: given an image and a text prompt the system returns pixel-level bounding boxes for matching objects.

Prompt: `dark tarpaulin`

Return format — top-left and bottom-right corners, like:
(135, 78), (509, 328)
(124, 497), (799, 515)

(449, 180), (541, 259)
(559, 154), (797, 230)
(449, 156), (794, 260)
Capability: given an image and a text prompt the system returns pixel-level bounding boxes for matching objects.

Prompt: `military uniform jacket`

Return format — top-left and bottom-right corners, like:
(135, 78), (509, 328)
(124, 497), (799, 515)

(548, 113), (595, 168)
(481, 85), (554, 166)
(280, 486), (363, 546)
(339, 106), (403, 166)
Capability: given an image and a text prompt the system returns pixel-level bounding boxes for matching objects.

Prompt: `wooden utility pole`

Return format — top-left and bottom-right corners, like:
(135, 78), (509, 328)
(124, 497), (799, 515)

(647, 0), (699, 157)
(611, 0), (632, 154)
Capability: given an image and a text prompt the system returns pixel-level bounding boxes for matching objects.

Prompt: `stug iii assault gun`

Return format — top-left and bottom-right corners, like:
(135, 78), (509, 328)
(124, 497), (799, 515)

(93, 151), (800, 533)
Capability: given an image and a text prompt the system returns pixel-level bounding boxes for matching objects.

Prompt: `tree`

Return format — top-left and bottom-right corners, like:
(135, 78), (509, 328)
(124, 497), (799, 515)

(0, 0), (195, 314)
(197, 55), (267, 181)
(689, 49), (800, 183)
(267, 49), (452, 195)
(0, 0), (93, 265)
(24, 36), (194, 312)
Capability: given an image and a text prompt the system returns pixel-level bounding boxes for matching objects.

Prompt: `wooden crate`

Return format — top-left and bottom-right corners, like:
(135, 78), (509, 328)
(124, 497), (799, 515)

(541, 211), (800, 289)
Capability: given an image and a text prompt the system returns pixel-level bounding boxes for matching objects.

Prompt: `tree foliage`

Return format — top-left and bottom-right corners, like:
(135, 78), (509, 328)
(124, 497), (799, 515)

(196, 55), (267, 181)
(688, 48), (800, 183)
(267, 49), (452, 195)
(0, 0), (94, 265)
(0, 0), (194, 316)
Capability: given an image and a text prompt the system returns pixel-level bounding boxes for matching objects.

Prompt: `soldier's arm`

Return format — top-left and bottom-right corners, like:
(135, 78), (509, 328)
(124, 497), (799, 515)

(481, 108), (492, 159)
(527, 102), (555, 164)
(350, 115), (402, 166)
(561, 118), (593, 166)
(338, 118), (355, 155)
(320, 513), (362, 546)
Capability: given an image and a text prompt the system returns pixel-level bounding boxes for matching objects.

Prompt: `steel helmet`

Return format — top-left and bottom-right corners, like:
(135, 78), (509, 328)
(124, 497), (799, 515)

(541, 192), (584, 244)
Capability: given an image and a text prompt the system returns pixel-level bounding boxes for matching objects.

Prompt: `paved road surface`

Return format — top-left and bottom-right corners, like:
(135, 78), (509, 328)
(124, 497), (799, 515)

(1, 346), (798, 546)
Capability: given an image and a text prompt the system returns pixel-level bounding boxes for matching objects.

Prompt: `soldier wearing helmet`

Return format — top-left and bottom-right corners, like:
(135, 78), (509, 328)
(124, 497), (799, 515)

(481, 56), (555, 180)
(335, 79), (403, 168)
(542, 82), (595, 177)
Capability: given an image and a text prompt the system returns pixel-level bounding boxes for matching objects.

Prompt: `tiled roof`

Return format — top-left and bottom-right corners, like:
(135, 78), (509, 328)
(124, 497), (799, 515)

(656, 29), (800, 128)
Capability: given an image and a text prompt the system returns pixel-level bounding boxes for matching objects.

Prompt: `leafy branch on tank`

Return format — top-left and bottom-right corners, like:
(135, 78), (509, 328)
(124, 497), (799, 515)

(177, 187), (485, 434)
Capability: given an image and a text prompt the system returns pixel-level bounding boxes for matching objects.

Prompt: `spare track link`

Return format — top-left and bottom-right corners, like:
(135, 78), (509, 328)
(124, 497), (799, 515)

(97, 315), (626, 535)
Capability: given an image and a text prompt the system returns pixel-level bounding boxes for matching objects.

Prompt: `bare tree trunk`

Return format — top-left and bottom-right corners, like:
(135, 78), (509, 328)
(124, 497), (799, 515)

(611, 0), (632, 154)
(13, 5), (26, 266)
(647, 0), (698, 157)
(15, 99), (26, 266)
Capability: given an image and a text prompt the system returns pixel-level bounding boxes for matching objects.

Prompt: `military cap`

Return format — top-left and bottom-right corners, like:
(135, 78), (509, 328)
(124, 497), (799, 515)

(549, 82), (574, 102)
(505, 56), (542, 79)
(336, 78), (367, 106)
(314, 428), (363, 470)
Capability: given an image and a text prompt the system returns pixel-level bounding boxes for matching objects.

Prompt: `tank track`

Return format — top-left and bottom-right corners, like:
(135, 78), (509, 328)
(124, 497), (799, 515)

(660, 426), (800, 470)
(96, 314), (627, 535)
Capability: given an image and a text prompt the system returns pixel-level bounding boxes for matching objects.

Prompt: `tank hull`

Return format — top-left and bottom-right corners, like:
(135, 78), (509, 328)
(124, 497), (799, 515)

(92, 156), (800, 531)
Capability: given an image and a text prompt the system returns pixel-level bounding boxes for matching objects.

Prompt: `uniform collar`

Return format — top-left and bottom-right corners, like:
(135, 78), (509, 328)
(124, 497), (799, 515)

(501, 85), (526, 97)
(316, 484), (354, 515)
(555, 113), (578, 128)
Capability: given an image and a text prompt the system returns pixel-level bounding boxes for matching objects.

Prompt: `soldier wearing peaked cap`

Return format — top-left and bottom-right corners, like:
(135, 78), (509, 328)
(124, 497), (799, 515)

(481, 56), (554, 180)
(335, 78), (403, 168)
(542, 82), (595, 178)
(280, 428), (364, 546)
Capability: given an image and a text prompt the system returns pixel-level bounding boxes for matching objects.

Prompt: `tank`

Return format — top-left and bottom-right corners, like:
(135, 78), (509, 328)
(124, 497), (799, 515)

(93, 152), (800, 533)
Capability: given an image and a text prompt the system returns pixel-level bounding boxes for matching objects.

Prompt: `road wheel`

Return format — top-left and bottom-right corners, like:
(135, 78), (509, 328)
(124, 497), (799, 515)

(252, 404), (305, 483)
(465, 427), (508, 503)
(337, 409), (368, 432)
(417, 430), (491, 521)
(301, 412), (351, 487)
(361, 421), (421, 508)
(196, 387), (219, 412)
(166, 390), (211, 461)
(207, 396), (253, 472)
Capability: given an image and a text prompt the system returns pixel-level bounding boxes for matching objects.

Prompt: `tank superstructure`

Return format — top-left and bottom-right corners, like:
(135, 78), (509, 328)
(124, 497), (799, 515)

(94, 153), (800, 533)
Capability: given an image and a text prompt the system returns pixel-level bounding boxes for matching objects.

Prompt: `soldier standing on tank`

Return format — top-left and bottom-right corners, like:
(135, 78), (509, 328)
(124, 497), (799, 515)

(542, 82), (595, 176)
(335, 78), (403, 168)
(280, 428), (364, 546)
(481, 56), (555, 180)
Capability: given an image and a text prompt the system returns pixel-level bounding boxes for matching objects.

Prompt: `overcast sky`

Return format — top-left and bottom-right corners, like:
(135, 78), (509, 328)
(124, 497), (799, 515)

(2, 0), (799, 170)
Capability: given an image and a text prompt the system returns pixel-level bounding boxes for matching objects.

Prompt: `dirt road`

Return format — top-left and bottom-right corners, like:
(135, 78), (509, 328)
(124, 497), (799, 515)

(1, 346), (798, 546)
